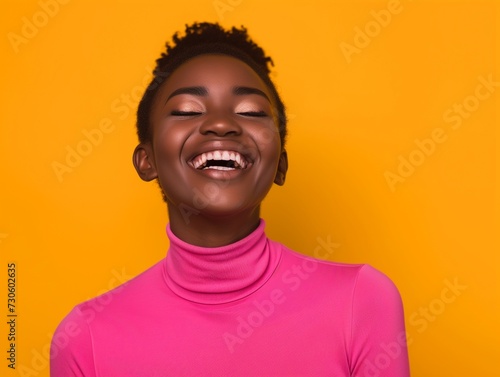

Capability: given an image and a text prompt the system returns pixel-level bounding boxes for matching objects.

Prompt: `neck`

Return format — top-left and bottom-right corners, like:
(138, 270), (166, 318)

(167, 205), (261, 247)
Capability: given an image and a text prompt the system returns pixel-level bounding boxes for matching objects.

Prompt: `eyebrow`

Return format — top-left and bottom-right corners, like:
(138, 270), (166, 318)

(165, 86), (271, 103)
(166, 86), (208, 102)
(233, 86), (270, 102)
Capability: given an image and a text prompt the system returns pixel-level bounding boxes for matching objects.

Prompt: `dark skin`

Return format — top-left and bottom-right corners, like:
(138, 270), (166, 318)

(133, 54), (288, 247)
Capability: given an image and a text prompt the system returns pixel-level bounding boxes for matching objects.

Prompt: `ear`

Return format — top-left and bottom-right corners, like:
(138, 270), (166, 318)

(133, 143), (158, 182)
(274, 149), (288, 186)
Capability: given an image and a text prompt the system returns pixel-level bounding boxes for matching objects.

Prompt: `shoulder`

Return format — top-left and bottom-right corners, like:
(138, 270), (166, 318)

(275, 244), (394, 307)
(50, 260), (165, 375)
(276, 242), (403, 305)
(348, 264), (406, 343)
(352, 264), (403, 309)
(277, 242), (367, 283)
(50, 304), (95, 376)
(81, 259), (165, 314)
(279, 242), (400, 293)
(346, 268), (409, 375)
(51, 260), (165, 353)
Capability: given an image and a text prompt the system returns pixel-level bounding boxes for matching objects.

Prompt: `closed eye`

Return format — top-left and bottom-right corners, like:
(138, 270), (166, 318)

(171, 110), (203, 116)
(237, 111), (268, 117)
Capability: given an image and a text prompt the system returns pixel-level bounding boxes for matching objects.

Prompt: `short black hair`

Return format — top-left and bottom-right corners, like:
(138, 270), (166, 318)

(136, 22), (287, 147)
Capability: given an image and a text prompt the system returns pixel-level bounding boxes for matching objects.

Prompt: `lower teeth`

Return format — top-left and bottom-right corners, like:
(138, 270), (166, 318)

(204, 166), (236, 171)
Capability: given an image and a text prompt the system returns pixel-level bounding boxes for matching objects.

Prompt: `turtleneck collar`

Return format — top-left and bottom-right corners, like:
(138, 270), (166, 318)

(163, 219), (282, 305)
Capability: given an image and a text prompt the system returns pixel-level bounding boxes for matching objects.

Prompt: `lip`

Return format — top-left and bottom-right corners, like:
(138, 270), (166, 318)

(190, 165), (250, 180)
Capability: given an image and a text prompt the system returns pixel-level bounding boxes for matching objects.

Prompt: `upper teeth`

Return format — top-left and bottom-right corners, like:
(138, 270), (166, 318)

(191, 150), (247, 170)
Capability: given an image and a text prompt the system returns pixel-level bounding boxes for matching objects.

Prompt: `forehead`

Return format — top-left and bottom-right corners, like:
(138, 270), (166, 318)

(161, 54), (270, 94)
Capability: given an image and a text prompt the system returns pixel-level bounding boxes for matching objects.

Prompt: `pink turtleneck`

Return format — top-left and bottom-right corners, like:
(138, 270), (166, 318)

(51, 220), (410, 376)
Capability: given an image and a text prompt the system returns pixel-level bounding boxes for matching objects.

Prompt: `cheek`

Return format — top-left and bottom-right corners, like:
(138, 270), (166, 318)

(153, 124), (189, 161)
(256, 126), (282, 160)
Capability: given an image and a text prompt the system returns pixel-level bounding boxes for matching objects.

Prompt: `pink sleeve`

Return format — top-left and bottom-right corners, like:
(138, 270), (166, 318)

(50, 306), (96, 377)
(350, 265), (411, 376)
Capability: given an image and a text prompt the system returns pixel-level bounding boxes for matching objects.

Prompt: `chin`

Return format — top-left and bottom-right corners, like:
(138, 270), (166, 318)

(199, 199), (260, 218)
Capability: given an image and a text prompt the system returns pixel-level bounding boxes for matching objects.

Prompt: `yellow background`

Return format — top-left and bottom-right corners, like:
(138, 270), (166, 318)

(1, 0), (498, 376)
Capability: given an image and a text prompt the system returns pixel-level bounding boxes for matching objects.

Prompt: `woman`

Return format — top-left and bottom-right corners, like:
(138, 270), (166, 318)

(51, 22), (410, 376)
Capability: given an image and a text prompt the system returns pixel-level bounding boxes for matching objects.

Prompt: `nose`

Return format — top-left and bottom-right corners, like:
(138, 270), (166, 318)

(199, 112), (242, 137)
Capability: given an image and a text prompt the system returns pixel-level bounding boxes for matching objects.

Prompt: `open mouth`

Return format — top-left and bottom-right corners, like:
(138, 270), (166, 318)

(189, 150), (249, 171)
